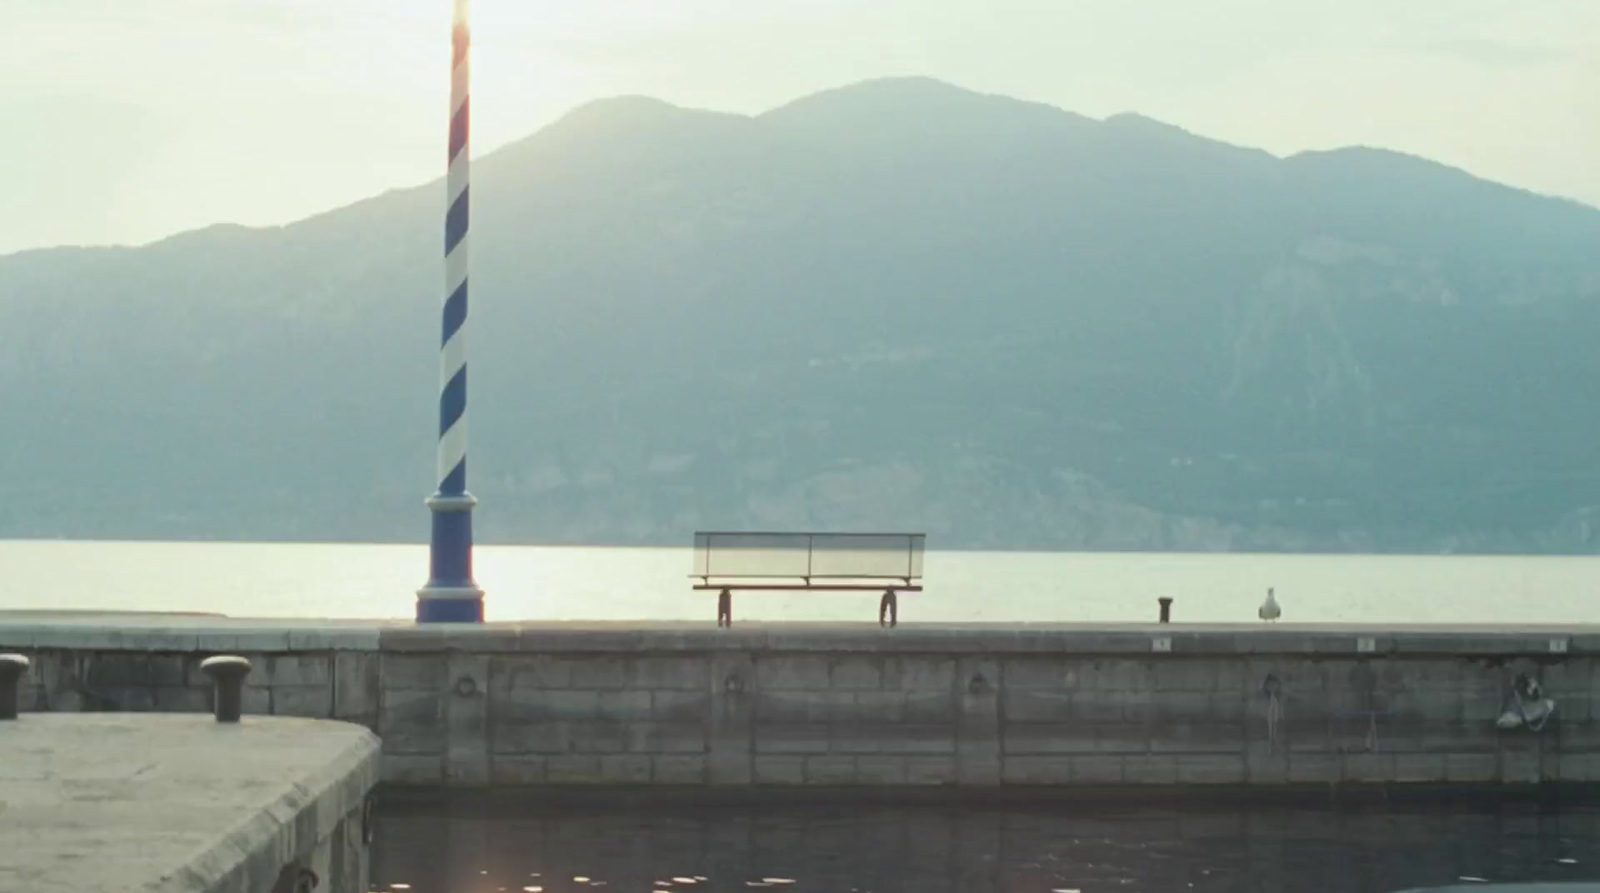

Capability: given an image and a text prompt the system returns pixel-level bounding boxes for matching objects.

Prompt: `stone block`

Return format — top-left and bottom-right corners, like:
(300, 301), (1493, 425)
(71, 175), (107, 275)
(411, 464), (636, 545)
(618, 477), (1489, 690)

(489, 719), (569, 755)
(804, 690), (859, 723)
(872, 724), (958, 755)
(382, 654), (446, 692)
(1551, 721), (1600, 750)
(490, 755), (547, 784)
(599, 755), (653, 784)
(1004, 689), (1072, 722)
(1070, 755), (1126, 783)
(829, 724), (885, 754)
(384, 754), (444, 785)
(1153, 660), (1216, 692)
(546, 755), (605, 783)
(1150, 691), (1218, 722)
(1119, 690), (1155, 723)
(754, 723), (830, 754)
(1083, 659), (1154, 692)
(568, 657), (630, 690)
(1281, 718), (1336, 754)
(273, 685), (335, 718)
(1151, 722), (1239, 755)
(380, 689), (446, 754)
(905, 756), (956, 785)
(756, 655), (831, 690)
(1245, 746), (1289, 784)
(1213, 660), (1247, 693)
(1414, 724), (1500, 754)
(568, 721), (630, 754)
(1559, 754), (1600, 783)
(333, 652), (379, 721)
(1287, 754), (1341, 783)
(1002, 723), (1096, 755)
(1557, 691), (1594, 722)
(753, 756), (806, 785)
(883, 657), (956, 691)
(1178, 755), (1246, 784)
(1447, 754), (1500, 783)
(1393, 659), (1467, 694)
(903, 691), (957, 724)
(1393, 754), (1447, 783)
(266, 654), (333, 688)
(1341, 753), (1396, 783)
(152, 686), (210, 713)
(490, 655), (572, 690)
(631, 655), (708, 690)
(596, 691), (652, 721)
(654, 755), (708, 785)
(652, 690), (711, 723)
(1501, 751), (1541, 785)
(804, 756), (856, 784)
(831, 657), (883, 690)
(852, 690), (908, 721)
(1122, 755), (1179, 784)
(86, 654), (156, 690)
(1002, 755), (1071, 785)
(1004, 659), (1067, 690)
(242, 686), (272, 716)
(856, 756), (908, 785)
(753, 690), (813, 725)
(499, 689), (600, 721)
(144, 655), (188, 688)
(628, 721), (707, 754)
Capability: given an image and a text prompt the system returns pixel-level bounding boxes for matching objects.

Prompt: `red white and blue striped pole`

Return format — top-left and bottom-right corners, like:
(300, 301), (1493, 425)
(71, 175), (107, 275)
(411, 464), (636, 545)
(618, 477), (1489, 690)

(418, 0), (483, 623)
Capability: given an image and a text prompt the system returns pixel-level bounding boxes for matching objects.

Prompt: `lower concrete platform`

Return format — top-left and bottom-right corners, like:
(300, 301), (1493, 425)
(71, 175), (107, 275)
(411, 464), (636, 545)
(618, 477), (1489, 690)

(0, 714), (381, 893)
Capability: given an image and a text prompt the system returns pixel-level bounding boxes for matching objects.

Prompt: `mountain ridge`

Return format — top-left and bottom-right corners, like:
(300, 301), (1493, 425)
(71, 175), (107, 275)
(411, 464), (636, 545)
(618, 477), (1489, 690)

(3, 78), (1599, 552)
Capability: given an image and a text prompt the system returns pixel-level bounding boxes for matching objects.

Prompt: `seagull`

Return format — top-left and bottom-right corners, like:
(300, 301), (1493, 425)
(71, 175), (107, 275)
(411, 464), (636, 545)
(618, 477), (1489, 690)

(1258, 587), (1281, 622)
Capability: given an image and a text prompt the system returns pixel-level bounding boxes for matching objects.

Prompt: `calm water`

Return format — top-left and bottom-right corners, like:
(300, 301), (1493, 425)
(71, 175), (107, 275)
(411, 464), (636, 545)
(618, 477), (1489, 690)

(373, 792), (1600, 893)
(2, 540), (1599, 623)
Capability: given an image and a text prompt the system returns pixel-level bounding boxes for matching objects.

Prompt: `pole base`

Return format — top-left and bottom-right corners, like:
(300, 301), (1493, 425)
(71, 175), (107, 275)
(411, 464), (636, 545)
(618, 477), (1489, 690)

(416, 587), (485, 623)
(421, 488), (482, 623)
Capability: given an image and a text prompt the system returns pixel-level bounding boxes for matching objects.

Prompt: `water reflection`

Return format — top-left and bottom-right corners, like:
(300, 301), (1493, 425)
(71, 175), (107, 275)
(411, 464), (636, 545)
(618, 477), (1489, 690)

(373, 791), (1600, 893)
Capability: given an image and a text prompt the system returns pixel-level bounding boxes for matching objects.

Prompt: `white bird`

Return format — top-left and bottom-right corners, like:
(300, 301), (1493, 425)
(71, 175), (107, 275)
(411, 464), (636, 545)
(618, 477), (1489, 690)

(1258, 587), (1281, 622)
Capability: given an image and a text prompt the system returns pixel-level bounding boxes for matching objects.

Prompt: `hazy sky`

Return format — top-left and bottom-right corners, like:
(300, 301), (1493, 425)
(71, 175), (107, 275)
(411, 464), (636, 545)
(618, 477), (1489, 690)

(3, 0), (1596, 255)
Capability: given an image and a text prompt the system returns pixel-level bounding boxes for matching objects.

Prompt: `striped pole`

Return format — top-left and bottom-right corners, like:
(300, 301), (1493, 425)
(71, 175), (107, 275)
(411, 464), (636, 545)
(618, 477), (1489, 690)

(417, 0), (483, 623)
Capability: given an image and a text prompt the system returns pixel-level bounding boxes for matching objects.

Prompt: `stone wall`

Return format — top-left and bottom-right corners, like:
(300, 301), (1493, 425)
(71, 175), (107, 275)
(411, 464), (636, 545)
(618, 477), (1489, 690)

(4, 621), (1597, 786)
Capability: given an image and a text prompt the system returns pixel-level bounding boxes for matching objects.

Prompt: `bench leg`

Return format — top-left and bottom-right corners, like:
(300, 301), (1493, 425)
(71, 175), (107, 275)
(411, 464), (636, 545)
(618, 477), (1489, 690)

(879, 590), (898, 628)
(717, 589), (732, 628)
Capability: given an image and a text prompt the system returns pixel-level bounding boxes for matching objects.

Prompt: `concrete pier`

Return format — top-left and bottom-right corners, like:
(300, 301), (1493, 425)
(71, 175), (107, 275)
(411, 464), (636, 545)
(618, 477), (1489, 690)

(3, 613), (1598, 788)
(0, 713), (380, 892)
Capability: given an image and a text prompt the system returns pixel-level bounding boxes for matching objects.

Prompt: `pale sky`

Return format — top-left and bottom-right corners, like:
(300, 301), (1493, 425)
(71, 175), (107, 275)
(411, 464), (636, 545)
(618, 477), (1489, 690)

(3, 0), (1597, 256)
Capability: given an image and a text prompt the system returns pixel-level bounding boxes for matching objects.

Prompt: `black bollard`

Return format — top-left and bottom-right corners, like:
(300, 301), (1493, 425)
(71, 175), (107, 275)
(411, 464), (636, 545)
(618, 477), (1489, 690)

(200, 655), (253, 723)
(0, 653), (29, 720)
(1158, 597), (1174, 624)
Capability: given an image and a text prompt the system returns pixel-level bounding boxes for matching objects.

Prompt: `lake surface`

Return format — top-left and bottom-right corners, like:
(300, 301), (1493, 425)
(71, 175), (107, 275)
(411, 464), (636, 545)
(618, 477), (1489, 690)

(2, 539), (1598, 623)
(373, 791), (1600, 893)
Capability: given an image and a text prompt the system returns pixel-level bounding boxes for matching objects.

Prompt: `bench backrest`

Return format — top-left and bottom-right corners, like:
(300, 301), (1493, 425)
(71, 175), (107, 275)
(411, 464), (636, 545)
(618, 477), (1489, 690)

(693, 532), (925, 581)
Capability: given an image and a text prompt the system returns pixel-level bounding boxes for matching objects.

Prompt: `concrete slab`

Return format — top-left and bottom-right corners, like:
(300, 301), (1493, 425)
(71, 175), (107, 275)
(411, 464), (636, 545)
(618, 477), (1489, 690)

(0, 714), (381, 893)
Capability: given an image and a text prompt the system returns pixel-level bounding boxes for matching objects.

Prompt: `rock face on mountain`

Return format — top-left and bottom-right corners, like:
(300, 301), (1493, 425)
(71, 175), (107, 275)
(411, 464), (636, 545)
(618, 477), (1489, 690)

(4, 78), (1599, 551)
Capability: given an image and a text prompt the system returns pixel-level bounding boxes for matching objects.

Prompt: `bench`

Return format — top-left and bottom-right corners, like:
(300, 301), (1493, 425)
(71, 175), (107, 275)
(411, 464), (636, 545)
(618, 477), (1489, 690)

(691, 531), (925, 627)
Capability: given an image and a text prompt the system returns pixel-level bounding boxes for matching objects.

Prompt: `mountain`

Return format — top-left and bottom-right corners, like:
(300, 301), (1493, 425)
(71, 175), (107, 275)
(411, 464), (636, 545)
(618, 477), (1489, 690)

(5, 77), (1600, 552)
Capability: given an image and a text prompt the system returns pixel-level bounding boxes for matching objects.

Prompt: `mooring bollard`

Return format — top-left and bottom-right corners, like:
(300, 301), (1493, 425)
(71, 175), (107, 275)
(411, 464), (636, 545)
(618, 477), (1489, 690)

(1158, 597), (1174, 624)
(0, 653), (29, 720)
(200, 655), (252, 723)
